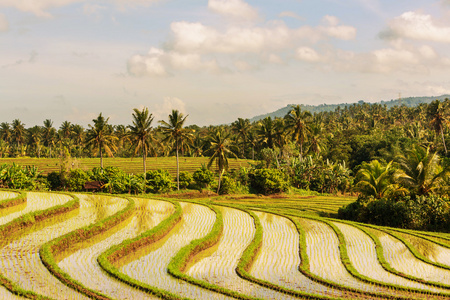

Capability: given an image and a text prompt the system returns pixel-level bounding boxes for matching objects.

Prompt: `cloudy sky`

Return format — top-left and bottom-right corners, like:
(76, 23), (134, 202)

(1, 0), (450, 127)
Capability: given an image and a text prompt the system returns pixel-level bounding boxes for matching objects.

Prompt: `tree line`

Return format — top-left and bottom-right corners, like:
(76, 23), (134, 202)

(0, 99), (449, 228)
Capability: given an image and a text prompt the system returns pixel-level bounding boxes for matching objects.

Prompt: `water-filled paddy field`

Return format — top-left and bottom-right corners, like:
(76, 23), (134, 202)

(0, 191), (449, 300)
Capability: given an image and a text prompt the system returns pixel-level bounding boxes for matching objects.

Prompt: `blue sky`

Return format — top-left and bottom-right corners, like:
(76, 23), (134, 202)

(1, 0), (450, 127)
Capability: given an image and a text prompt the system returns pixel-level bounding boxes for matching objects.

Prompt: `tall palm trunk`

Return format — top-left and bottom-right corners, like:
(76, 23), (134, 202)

(176, 139), (180, 190)
(217, 169), (223, 194)
(441, 127), (448, 154)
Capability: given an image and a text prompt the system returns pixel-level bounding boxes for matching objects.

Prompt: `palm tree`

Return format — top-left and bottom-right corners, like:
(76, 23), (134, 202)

(231, 118), (251, 158)
(206, 128), (237, 193)
(128, 107), (159, 174)
(0, 122), (11, 144)
(428, 100), (448, 154)
(396, 146), (447, 196)
(27, 126), (42, 158)
(256, 117), (275, 149)
(159, 109), (193, 190)
(284, 105), (312, 156)
(11, 119), (26, 155)
(42, 119), (56, 158)
(85, 113), (118, 169)
(354, 160), (402, 199)
(71, 124), (85, 157)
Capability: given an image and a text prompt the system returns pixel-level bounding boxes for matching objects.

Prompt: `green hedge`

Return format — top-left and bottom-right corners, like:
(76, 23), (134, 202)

(0, 190), (26, 209)
(39, 195), (136, 300)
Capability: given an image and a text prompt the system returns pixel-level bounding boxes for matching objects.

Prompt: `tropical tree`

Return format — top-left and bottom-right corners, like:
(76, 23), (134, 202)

(42, 119), (57, 158)
(396, 146), (447, 196)
(159, 109), (193, 190)
(85, 113), (118, 169)
(284, 105), (312, 156)
(27, 125), (42, 158)
(11, 119), (26, 155)
(71, 124), (85, 157)
(0, 122), (11, 144)
(206, 128), (237, 193)
(354, 160), (403, 199)
(128, 107), (159, 174)
(231, 118), (251, 158)
(256, 117), (275, 149)
(428, 100), (448, 154)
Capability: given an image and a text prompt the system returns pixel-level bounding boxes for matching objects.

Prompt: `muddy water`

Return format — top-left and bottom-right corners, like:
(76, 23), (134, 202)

(58, 198), (174, 300)
(367, 228), (450, 285)
(120, 202), (233, 300)
(333, 222), (449, 294)
(395, 231), (450, 267)
(187, 207), (299, 300)
(0, 191), (19, 200)
(0, 194), (127, 300)
(250, 212), (354, 298)
(0, 192), (72, 226)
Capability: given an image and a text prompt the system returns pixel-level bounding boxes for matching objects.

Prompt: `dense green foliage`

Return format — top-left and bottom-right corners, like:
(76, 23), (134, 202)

(0, 98), (449, 230)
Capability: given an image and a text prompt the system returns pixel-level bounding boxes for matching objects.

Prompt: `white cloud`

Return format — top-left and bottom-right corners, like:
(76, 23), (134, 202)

(127, 47), (168, 77)
(381, 11), (450, 43)
(208, 0), (258, 21)
(0, 13), (8, 32)
(152, 97), (186, 121)
(0, 0), (161, 17)
(278, 11), (304, 20)
(296, 47), (321, 62)
(319, 15), (356, 40)
(0, 0), (85, 17)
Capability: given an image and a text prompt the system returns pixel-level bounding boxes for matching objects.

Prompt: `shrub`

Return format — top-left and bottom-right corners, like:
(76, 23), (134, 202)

(217, 175), (237, 195)
(47, 171), (63, 190)
(145, 169), (174, 193)
(66, 169), (90, 192)
(248, 168), (289, 195)
(178, 171), (193, 189)
(193, 167), (214, 190)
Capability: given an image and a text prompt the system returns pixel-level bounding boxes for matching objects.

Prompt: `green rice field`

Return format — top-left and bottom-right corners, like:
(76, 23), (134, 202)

(0, 157), (254, 176)
(0, 191), (449, 300)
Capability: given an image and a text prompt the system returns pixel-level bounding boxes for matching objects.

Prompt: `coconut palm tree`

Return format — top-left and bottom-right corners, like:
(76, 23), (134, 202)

(71, 124), (85, 157)
(11, 119), (26, 156)
(428, 100), (448, 154)
(206, 128), (237, 193)
(85, 113), (118, 169)
(128, 107), (160, 174)
(27, 126), (42, 158)
(396, 146), (447, 196)
(0, 122), (11, 144)
(284, 105), (312, 156)
(42, 119), (56, 158)
(354, 160), (403, 199)
(159, 109), (193, 190)
(256, 117), (275, 149)
(231, 118), (251, 158)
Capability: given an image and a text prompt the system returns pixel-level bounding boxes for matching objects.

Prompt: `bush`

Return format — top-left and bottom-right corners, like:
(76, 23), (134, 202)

(47, 171), (63, 190)
(145, 169), (174, 193)
(218, 175), (238, 195)
(178, 171), (193, 189)
(193, 167), (214, 190)
(66, 169), (90, 192)
(248, 168), (289, 195)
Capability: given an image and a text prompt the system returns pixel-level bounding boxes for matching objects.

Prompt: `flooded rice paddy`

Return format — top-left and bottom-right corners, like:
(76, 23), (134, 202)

(1, 191), (450, 299)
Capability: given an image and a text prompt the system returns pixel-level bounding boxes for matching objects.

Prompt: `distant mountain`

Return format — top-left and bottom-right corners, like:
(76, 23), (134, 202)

(249, 94), (450, 123)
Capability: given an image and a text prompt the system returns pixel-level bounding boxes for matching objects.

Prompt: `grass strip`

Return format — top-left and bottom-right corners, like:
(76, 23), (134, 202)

(361, 224), (450, 276)
(0, 190), (26, 209)
(228, 204), (404, 300)
(167, 203), (267, 300)
(324, 218), (450, 299)
(97, 197), (187, 300)
(234, 206), (350, 300)
(0, 192), (79, 300)
(39, 194), (136, 300)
